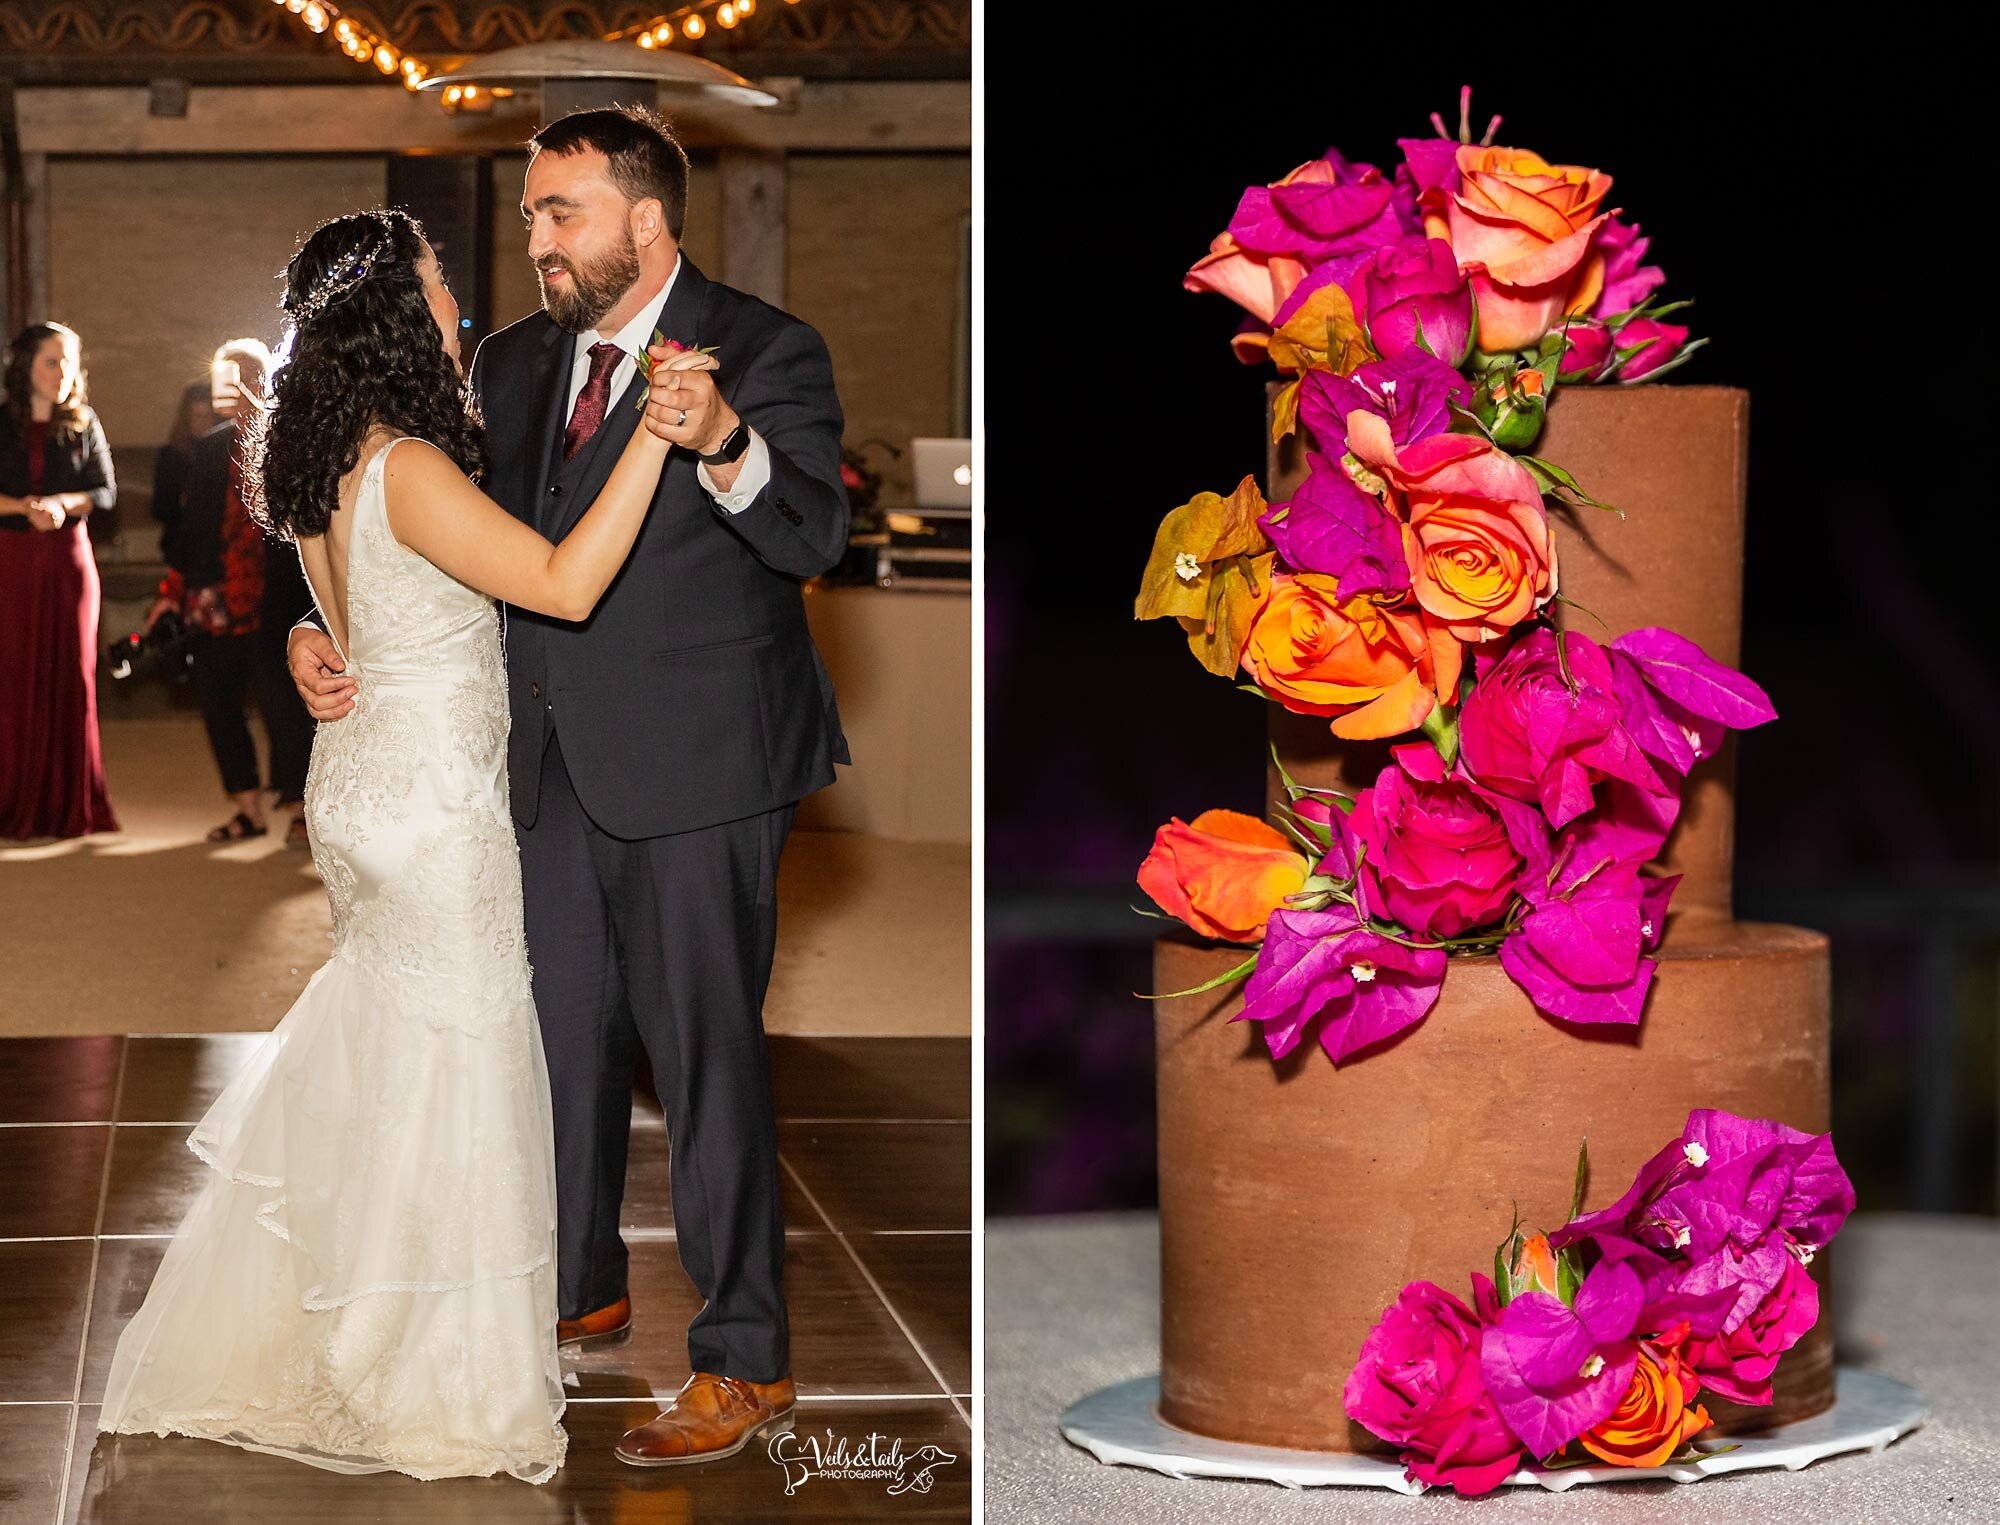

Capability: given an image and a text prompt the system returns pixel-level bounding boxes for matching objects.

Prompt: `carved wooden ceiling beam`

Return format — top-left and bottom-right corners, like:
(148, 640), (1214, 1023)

(1, 0), (970, 83)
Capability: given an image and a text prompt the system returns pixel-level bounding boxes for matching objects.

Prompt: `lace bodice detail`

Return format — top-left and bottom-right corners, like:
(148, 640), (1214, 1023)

(303, 438), (518, 963)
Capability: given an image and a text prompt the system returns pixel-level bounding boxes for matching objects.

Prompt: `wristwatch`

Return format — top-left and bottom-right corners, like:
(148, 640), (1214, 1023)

(699, 419), (752, 467)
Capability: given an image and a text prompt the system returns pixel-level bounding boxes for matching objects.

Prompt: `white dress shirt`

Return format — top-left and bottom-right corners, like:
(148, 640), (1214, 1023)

(567, 254), (770, 513)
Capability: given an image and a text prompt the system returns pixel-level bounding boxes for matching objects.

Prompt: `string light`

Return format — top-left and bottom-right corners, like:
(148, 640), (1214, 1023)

(270, 0), (428, 91)
(611, 0), (789, 51)
(276, 0), (800, 104)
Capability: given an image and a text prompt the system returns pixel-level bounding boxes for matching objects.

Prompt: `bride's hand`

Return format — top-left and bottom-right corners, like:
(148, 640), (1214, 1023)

(642, 347), (728, 454)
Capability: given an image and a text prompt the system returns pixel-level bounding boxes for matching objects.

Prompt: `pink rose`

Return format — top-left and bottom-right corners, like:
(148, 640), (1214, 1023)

(1589, 216), (1667, 319)
(1344, 1275), (1525, 1497)
(1556, 320), (1614, 381)
(1613, 317), (1691, 382)
(1459, 627), (1666, 829)
(1345, 237), (1474, 366)
(1349, 748), (1523, 939)
(1685, 1252), (1821, 1407)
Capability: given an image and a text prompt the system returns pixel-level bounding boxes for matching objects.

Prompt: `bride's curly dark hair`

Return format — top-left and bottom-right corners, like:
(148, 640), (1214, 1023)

(243, 208), (487, 540)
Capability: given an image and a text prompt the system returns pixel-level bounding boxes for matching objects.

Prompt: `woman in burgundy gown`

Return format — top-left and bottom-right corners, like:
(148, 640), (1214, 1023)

(0, 321), (119, 839)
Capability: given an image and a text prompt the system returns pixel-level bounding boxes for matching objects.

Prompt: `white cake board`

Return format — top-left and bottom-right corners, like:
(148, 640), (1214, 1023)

(1059, 1366), (1925, 1495)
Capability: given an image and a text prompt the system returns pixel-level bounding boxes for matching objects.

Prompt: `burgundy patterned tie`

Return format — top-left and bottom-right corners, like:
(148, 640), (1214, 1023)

(562, 341), (625, 462)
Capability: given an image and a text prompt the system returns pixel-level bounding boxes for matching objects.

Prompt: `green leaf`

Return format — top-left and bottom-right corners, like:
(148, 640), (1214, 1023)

(1518, 454), (1624, 519)
(1268, 744), (1355, 806)
(1492, 1202), (1524, 1307)
(1137, 950), (1260, 1002)
(1128, 904), (1178, 922)
(1569, 1136), (1590, 1221)
(1672, 1441), (1742, 1464)
(1447, 400), (1498, 442)
(1619, 336), (1709, 384)
(1550, 592), (1609, 632)
(1418, 698), (1460, 771)
(1554, 625), (1576, 690)
(1556, 1245), (1583, 1307)
(1279, 810), (1332, 859)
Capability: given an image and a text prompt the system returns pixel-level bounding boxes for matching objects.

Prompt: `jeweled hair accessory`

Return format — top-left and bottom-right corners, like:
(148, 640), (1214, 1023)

(286, 229), (389, 326)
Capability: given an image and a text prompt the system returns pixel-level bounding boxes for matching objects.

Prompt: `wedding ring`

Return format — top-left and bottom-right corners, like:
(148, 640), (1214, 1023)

(677, 409), (688, 427)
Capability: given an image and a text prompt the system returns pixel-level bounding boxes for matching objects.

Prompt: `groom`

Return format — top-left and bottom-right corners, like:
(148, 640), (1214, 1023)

(289, 105), (850, 1465)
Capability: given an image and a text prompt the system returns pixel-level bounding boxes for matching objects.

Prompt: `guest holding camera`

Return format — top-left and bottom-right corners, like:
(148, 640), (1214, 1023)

(148, 339), (311, 846)
(0, 321), (120, 840)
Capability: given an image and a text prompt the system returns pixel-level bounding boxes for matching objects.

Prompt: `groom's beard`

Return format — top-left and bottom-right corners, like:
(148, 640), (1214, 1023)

(536, 231), (642, 334)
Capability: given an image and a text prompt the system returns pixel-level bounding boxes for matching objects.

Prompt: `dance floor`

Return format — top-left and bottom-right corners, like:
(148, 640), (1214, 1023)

(0, 1031), (973, 1523)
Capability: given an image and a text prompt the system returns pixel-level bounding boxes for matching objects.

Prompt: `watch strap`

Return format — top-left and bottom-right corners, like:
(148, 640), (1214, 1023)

(699, 420), (752, 466)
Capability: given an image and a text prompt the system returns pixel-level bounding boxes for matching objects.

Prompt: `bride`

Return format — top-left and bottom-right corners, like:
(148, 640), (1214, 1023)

(95, 208), (711, 1483)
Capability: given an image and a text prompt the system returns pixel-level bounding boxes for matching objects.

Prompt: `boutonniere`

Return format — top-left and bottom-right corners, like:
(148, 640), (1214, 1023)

(631, 329), (720, 410)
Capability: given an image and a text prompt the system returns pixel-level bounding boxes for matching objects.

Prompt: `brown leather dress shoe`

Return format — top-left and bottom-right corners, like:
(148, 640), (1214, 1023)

(614, 1371), (797, 1467)
(557, 1294), (632, 1352)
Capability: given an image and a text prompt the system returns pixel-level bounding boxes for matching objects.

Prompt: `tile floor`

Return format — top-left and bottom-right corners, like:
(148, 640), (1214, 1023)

(0, 1033), (972, 1523)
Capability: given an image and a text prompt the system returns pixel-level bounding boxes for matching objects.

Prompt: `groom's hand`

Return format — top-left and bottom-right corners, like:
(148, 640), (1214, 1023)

(289, 625), (356, 722)
(643, 345), (737, 457)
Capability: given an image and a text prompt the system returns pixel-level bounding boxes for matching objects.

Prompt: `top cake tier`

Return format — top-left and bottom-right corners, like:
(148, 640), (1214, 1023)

(1264, 383), (1750, 924)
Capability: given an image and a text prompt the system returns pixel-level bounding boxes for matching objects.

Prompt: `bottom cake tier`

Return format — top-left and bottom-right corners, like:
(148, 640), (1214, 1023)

(1154, 917), (1833, 1454)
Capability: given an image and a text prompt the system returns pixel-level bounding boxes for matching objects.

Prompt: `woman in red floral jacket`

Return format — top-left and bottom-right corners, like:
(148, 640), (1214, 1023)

(148, 339), (310, 845)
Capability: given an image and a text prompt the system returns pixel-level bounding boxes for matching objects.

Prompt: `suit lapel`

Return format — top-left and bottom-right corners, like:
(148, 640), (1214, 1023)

(547, 256), (712, 541)
(527, 321), (573, 530)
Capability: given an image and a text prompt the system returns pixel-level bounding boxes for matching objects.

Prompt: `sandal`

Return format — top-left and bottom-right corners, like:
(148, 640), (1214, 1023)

(205, 811), (268, 843)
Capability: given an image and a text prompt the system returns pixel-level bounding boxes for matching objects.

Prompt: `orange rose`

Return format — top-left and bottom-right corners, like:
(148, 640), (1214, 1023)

(1138, 810), (1310, 944)
(1241, 573), (1462, 741)
(1578, 1341), (1713, 1469)
(1444, 144), (1613, 353)
(1347, 411), (1557, 645)
(1510, 1234), (1560, 1298)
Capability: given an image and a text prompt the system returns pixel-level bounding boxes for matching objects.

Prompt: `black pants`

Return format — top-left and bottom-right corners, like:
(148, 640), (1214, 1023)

(188, 626), (313, 801)
(517, 730), (795, 1383)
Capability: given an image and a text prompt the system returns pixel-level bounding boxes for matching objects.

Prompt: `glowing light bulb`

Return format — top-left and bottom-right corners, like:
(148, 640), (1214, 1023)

(374, 44), (397, 73)
(683, 13), (706, 37)
(740, 0), (756, 12)
(718, 3), (738, 25)
(654, 22), (672, 40)
(302, 3), (327, 30)
(636, 31), (655, 46)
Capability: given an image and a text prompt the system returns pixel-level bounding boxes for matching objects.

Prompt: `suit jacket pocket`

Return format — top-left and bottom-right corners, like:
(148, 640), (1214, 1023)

(651, 632), (776, 660)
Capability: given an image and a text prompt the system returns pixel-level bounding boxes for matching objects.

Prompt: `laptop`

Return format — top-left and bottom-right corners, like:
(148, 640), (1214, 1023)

(911, 437), (973, 509)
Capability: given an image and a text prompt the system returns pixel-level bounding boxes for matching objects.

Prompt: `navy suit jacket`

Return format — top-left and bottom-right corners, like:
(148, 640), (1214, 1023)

(469, 256), (851, 837)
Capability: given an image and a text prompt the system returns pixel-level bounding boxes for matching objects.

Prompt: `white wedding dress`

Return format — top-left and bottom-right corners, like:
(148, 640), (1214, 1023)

(98, 437), (567, 1484)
